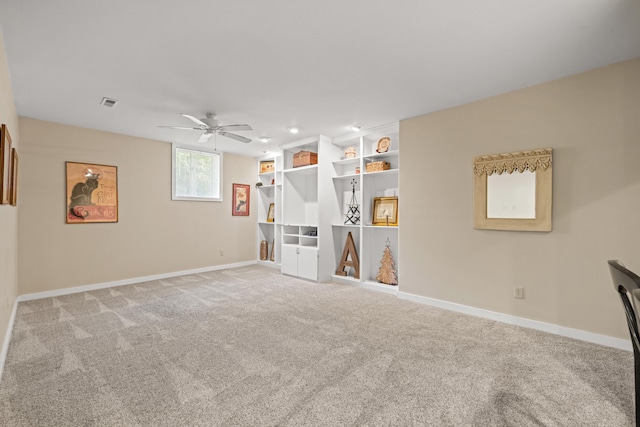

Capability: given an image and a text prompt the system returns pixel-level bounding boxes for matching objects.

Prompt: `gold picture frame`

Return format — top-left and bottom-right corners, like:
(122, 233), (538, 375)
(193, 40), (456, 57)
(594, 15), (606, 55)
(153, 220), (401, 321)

(66, 162), (118, 224)
(473, 148), (552, 232)
(266, 202), (275, 222)
(9, 148), (18, 206)
(372, 196), (398, 226)
(0, 124), (11, 205)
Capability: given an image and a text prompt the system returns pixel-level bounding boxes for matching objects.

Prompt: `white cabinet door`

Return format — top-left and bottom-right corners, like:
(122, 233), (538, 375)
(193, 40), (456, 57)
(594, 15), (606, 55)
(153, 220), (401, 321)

(298, 246), (318, 281)
(281, 245), (298, 277)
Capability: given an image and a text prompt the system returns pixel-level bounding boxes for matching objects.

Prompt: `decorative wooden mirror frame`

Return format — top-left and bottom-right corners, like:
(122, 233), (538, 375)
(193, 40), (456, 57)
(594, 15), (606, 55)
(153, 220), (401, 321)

(473, 148), (552, 232)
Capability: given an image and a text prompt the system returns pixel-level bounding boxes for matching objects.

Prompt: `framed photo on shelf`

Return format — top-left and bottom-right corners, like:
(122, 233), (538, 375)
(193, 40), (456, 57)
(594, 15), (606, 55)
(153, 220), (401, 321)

(1, 124), (12, 205)
(66, 162), (118, 224)
(372, 196), (398, 226)
(260, 160), (275, 173)
(232, 183), (250, 216)
(266, 202), (275, 222)
(9, 148), (18, 206)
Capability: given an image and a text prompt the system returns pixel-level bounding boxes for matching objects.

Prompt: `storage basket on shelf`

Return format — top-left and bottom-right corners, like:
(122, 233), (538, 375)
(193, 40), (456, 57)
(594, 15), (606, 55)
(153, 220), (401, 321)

(293, 151), (318, 168)
(365, 161), (390, 172)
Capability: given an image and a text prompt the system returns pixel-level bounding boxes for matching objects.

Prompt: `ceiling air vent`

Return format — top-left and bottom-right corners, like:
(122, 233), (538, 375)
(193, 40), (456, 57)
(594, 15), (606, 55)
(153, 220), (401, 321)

(99, 97), (119, 108)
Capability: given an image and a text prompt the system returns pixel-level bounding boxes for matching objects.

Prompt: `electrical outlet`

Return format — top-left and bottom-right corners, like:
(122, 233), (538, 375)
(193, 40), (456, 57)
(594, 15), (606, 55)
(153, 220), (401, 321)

(219, 250), (224, 256)
(514, 287), (525, 299)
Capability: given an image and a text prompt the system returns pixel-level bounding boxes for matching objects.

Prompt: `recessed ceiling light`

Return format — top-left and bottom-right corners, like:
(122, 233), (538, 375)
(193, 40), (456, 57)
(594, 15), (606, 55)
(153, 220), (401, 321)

(349, 125), (362, 132)
(258, 136), (271, 143)
(288, 127), (300, 134)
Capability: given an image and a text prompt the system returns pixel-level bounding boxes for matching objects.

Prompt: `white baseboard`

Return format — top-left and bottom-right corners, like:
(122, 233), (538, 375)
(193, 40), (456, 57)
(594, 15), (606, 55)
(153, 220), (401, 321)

(17, 260), (257, 302)
(398, 291), (632, 352)
(0, 297), (19, 382)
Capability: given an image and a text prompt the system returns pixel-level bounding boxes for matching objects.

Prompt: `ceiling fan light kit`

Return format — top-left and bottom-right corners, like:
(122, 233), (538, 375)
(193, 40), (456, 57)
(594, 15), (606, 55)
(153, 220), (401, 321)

(258, 136), (271, 143)
(159, 113), (253, 144)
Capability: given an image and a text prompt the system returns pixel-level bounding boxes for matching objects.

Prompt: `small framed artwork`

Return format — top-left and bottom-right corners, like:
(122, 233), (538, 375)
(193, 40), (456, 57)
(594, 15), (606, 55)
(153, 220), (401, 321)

(260, 160), (275, 173)
(372, 196), (398, 226)
(0, 124), (12, 205)
(9, 148), (18, 206)
(266, 202), (275, 222)
(232, 183), (250, 216)
(66, 162), (118, 224)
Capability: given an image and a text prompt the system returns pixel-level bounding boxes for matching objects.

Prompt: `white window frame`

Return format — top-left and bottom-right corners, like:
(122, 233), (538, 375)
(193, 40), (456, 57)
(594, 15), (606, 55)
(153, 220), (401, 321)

(172, 144), (223, 202)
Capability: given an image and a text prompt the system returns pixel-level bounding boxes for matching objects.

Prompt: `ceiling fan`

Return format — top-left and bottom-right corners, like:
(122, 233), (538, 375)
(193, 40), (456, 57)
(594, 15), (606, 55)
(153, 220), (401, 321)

(159, 113), (253, 143)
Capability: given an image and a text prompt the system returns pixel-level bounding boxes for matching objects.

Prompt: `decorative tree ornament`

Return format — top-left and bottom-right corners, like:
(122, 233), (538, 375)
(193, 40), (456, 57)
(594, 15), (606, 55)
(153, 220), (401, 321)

(376, 238), (397, 285)
(344, 179), (360, 225)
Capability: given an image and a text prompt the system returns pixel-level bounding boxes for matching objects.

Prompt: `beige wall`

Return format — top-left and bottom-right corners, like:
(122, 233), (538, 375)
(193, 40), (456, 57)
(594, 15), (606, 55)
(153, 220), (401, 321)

(18, 118), (257, 294)
(0, 31), (19, 349)
(400, 58), (640, 340)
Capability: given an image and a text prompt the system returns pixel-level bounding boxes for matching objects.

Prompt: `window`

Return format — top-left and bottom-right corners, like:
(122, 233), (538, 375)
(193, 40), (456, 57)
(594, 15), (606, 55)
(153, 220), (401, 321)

(172, 145), (222, 201)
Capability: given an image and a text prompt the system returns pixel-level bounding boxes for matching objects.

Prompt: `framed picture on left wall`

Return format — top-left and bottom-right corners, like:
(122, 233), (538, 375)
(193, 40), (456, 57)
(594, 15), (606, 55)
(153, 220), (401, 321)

(66, 162), (118, 224)
(232, 183), (250, 216)
(0, 124), (12, 205)
(9, 148), (18, 206)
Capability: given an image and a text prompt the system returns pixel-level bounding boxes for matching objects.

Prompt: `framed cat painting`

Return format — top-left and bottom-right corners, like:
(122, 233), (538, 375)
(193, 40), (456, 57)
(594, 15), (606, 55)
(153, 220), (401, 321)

(66, 162), (118, 224)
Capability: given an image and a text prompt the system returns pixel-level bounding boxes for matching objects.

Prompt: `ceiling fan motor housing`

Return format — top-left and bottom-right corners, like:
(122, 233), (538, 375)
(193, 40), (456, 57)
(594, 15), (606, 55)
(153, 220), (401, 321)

(203, 114), (220, 128)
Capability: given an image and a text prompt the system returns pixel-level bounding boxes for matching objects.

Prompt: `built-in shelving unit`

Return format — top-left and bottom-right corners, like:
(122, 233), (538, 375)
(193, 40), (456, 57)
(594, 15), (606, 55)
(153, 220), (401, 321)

(261, 123), (399, 291)
(329, 123), (400, 292)
(279, 135), (340, 282)
(256, 154), (283, 268)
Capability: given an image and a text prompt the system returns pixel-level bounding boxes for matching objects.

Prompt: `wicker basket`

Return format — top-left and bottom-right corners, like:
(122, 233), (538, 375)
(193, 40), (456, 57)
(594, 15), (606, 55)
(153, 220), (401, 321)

(293, 151), (318, 168)
(365, 161), (390, 172)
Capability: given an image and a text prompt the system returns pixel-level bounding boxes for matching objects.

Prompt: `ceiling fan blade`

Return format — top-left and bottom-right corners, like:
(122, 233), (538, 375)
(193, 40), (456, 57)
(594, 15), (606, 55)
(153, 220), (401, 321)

(219, 131), (251, 143)
(181, 113), (209, 128)
(158, 126), (201, 130)
(198, 132), (213, 143)
(217, 124), (252, 132)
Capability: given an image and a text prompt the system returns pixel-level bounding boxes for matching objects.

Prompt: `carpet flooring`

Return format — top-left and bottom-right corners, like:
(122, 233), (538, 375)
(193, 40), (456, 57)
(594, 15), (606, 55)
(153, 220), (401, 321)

(0, 265), (634, 426)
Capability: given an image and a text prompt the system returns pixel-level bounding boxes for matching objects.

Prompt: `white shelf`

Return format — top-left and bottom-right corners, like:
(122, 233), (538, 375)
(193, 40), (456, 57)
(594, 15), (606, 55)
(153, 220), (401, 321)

(332, 224), (360, 228)
(362, 169), (398, 177)
(331, 275), (399, 295)
(363, 225), (399, 229)
(283, 164), (318, 176)
(258, 184), (276, 189)
(257, 260), (280, 269)
(333, 173), (361, 181)
(331, 274), (360, 285)
(332, 157), (360, 166)
(363, 150), (399, 160)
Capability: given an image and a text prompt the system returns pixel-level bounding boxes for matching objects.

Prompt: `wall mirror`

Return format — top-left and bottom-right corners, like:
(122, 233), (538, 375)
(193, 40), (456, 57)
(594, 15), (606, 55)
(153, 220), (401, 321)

(473, 148), (552, 231)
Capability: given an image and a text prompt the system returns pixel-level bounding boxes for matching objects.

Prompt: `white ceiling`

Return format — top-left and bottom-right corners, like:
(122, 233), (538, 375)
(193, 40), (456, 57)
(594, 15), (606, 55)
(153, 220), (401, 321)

(1, 0), (639, 157)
